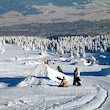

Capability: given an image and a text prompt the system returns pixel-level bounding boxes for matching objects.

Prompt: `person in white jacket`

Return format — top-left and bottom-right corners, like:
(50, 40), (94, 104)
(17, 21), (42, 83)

(73, 67), (81, 86)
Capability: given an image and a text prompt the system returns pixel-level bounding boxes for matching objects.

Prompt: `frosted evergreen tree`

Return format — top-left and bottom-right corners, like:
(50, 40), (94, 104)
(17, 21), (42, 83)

(32, 44), (35, 50)
(15, 55), (18, 61)
(1, 34), (110, 58)
(40, 44), (47, 56)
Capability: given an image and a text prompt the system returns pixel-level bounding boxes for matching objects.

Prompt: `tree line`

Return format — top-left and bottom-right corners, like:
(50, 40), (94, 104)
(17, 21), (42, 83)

(0, 19), (110, 37)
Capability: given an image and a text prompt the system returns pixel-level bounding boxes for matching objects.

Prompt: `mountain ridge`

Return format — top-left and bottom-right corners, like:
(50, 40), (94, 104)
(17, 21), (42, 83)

(0, 0), (110, 26)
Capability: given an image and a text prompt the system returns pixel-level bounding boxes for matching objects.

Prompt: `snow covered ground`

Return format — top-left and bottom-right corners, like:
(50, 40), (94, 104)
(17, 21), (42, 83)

(0, 44), (110, 110)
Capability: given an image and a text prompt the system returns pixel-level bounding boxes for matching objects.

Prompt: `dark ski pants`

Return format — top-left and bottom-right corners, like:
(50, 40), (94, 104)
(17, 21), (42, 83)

(73, 77), (81, 86)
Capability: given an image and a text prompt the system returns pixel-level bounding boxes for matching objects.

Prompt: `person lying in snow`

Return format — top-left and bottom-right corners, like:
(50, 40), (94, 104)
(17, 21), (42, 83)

(57, 66), (64, 73)
(57, 76), (68, 87)
(73, 67), (81, 86)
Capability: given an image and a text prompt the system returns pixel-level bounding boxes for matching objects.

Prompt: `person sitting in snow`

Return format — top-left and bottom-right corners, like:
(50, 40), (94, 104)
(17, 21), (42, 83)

(57, 76), (68, 87)
(73, 67), (81, 86)
(57, 66), (64, 73)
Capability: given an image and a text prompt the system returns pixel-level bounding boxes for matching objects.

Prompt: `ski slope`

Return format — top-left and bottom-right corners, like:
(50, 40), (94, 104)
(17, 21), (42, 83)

(0, 44), (110, 110)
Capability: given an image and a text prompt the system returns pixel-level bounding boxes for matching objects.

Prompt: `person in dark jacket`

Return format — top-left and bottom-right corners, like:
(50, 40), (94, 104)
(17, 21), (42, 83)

(57, 66), (64, 73)
(73, 67), (81, 86)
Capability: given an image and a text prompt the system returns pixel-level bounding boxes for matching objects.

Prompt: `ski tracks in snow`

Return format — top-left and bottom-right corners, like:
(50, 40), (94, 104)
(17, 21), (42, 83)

(0, 64), (110, 110)
(47, 78), (108, 110)
(0, 77), (109, 110)
(85, 77), (110, 110)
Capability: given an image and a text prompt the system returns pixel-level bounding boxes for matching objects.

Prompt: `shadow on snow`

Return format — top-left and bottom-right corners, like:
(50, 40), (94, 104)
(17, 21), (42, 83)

(0, 77), (25, 87)
(0, 76), (50, 87)
(0, 68), (110, 87)
(65, 68), (110, 76)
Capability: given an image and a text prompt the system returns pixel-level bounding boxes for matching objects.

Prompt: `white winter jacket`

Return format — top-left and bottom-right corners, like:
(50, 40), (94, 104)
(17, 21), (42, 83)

(74, 68), (80, 78)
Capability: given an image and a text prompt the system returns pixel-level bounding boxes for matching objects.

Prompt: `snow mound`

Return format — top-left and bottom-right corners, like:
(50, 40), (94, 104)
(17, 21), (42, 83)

(18, 64), (71, 87)
(0, 82), (8, 88)
(47, 66), (71, 82)
(18, 64), (47, 87)
(77, 58), (91, 66)
(100, 55), (106, 58)
(59, 57), (67, 61)
(24, 60), (41, 65)
(17, 76), (37, 87)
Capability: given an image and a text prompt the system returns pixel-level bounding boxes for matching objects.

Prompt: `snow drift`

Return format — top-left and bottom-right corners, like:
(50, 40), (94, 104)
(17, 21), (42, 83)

(76, 58), (91, 66)
(18, 64), (71, 87)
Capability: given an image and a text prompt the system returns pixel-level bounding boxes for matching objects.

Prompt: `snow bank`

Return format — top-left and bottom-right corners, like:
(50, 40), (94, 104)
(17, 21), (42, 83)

(59, 57), (67, 61)
(17, 64), (47, 87)
(47, 66), (71, 82)
(18, 64), (71, 87)
(77, 58), (91, 66)
(100, 55), (106, 58)
(0, 82), (8, 88)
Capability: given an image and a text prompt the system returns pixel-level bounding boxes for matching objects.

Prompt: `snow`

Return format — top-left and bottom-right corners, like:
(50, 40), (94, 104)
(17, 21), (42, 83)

(0, 44), (110, 110)
(0, 82), (8, 88)
(59, 57), (67, 61)
(100, 55), (106, 58)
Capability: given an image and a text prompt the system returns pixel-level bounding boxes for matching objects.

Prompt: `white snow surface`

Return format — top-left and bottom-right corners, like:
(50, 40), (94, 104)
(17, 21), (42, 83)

(0, 44), (110, 110)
